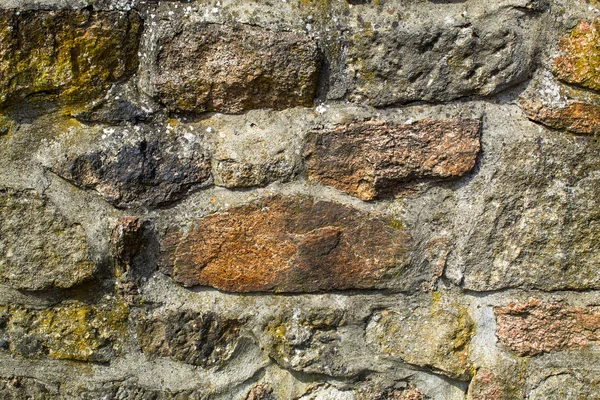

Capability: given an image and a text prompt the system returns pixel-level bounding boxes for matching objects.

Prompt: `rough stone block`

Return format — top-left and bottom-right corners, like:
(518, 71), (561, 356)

(0, 188), (96, 290)
(136, 310), (243, 368)
(160, 195), (413, 292)
(0, 9), (141, 108)
(0, 301), (128, 362)
(53, 124), (213, 209)
(151, 23), (321, 114)
(366, 294), (474, 380)
(345, 20), (537, 106)
(553, 19), (600, 92)
(303, 119), (480, 200)
(494, 298), (600, 356)
(263, 308), (345, 375)
(453, 134), (600, 291)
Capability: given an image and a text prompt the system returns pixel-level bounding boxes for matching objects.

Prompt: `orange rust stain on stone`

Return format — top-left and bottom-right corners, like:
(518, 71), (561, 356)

(520, 99), (600, 135)
(160, 196), (412, 293)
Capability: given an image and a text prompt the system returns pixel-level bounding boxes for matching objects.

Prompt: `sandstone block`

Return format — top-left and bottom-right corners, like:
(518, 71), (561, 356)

(553, 19), (600, 92)
(151, 23), (321, 114)
(0, 9), (141, 107)
(303, 119), (480, 200)
(494, 298), (600, 356)
(366, 295), (474, 380)
(0, 188), (96, 290)
(453, 134), (600, 291)
(160, 196), (413, 292)
(521, 98), (600, 135)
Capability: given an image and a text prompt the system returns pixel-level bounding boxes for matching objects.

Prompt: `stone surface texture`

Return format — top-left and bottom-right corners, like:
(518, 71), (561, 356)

(160, 195), (413, 292)
(304, 119), (481, 200)
(150, 23), (321, 114)
(0, 188), (96, 290)
(0, 0), (599, 399)
(366, 294), (474, 380)
(0, 9), (141, 108)
(495, 298), (600, 356)
(553, 18), (600, 91)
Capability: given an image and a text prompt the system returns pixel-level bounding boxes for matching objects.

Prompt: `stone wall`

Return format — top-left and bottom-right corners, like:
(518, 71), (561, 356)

(0, 0), (599, 398)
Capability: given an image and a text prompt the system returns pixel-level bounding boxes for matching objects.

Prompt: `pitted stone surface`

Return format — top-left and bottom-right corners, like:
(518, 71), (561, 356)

(263, 308), (346, 375)
(304, 119), (480, 200)
(344, 14), (540, 106)
(160, 195), (413, 292)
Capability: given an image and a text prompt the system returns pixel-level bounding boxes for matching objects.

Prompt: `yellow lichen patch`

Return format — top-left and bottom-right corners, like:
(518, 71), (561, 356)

(368, 294), (475, 380)
(553, 19), (600, 92)
(0, 10), (141, 109)
(34, 305), (99, 361)
(0, 114), (14, 136)
(2, 300), (128, 362)
(388, 217), (404, 230)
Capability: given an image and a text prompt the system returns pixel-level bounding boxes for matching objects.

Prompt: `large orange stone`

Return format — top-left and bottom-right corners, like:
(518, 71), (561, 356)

(303, 119), (480, 201)
(160, 196), (412, 292)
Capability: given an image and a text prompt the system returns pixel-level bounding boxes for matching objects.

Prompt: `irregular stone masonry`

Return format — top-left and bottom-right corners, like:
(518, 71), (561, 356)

(0, 0), (599, 399)
(521, 18), (600, 134)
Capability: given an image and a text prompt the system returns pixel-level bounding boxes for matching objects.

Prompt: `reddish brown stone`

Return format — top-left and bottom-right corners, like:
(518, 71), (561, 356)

(152, 23), (321, 114)
(467, 369), (509, 400)
(520, 98), (600, 135)
(303, 119), (480, 201)
(160, 196), (412, 293)
(113, 217), (144, 269)
(553, 19), (600, 92)
(246, 384), (275, 400)
(494, 298), (600, 356)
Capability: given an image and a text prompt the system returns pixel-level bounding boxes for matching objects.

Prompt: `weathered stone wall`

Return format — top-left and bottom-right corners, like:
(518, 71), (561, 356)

(0, 0), (599, 398)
